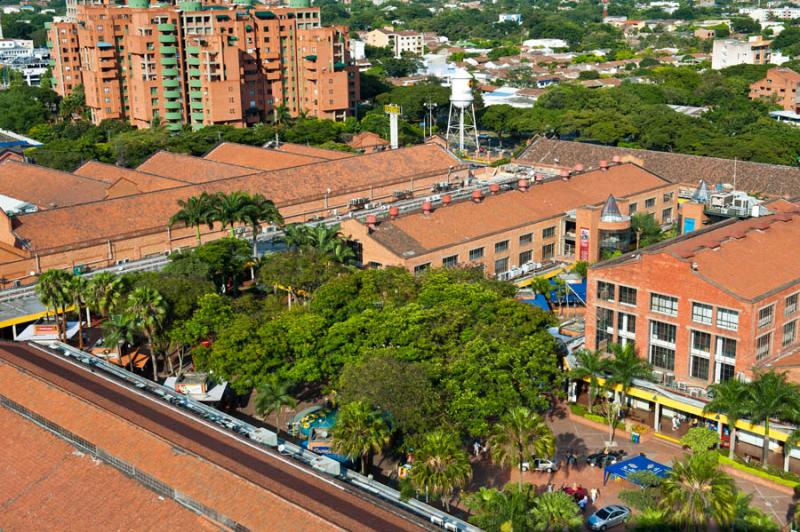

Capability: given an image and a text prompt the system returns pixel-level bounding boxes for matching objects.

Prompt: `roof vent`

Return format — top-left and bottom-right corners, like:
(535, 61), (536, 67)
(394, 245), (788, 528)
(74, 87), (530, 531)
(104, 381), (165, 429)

(612, 155), (621, 164)
(599, 160), (609, 171)
(691, 262), (699, 271)
(389, 206), (400, 219)
(366, 214), (378, 230)
(534, 173), (545, 184)
(518, 178), (529, 192)
(442, 194), (452, 206)
(472, 190), (483, 203)
(560, 169), (570, 180)
(422, 201), (433, 215)
(574, 163), (584, 172)
(489, 183), (501, 195)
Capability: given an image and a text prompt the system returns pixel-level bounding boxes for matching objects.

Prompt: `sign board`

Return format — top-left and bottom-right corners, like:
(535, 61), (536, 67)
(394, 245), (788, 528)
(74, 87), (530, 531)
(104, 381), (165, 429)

(579, 227), (590, 261)
(384, 104), (400, 115)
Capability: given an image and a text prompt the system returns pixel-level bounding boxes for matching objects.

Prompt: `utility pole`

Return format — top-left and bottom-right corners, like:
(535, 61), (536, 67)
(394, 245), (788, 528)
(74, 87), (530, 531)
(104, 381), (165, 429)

(424, 100), (437, 138)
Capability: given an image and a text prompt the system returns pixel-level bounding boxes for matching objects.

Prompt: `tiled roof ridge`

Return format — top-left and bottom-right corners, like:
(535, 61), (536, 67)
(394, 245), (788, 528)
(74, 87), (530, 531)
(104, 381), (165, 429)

(524, 137), (800, 173)
(76, 159), (192, 185)
(0, 159), (113, 187)
(674, 211), (800, 260)
(138, 149), (263, 173)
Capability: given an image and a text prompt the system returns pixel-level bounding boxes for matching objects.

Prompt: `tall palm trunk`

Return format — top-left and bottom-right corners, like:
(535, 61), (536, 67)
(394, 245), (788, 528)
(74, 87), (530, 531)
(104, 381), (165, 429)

(762, 419), (770, 465)
(147, 332), (158, 382)
(729, 426), (737, 460)
(195, 225), (202, 245)
(785, 445), (792, 472)
(75, 301), (84, 350)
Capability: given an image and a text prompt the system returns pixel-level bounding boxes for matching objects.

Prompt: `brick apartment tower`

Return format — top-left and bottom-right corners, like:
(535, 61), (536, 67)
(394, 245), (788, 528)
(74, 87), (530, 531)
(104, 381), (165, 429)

(48, 0), (359, 131)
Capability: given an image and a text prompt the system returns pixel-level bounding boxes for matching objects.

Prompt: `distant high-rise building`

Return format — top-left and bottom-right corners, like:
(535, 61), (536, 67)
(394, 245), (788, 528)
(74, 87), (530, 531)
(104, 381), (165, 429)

(47, 0), (359, 131)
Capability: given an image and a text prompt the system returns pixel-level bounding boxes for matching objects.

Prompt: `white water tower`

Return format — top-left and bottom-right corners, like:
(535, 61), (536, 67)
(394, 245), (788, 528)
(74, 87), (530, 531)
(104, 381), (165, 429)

(446, 68), (479, 153)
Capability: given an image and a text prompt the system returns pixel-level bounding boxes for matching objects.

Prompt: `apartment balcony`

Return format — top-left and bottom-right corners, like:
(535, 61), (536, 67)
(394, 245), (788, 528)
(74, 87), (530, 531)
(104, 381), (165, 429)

(160, 56), (178, 66)
(165, 111), (182, 120)
(186, 46), (200, 54)
(162, 68), (179, 76)
(166, 122), (183, 132)
(160, 46), (176, 54)
(187, 56), (200, 66)
(163, 78), (180, 88)
(157, 23), (175, 32)
(158, 34), (176, 44)
(266, 71), (281, 81)
(165, 100), (182, 110)
(189, 89), (202, 99)
(190, 101), (203, 110)
(191, 112), (205, 121)
(100, 69), (116, 80)
(164, 89), (181, 99)
(189, 79), (202, 88)
(188, 68), (201, 77)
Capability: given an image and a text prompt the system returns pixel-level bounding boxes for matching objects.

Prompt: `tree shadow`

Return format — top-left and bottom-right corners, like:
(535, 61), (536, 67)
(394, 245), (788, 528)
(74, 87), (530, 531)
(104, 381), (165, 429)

(555, 432), (589, 472)
(548, 402), (569, 421)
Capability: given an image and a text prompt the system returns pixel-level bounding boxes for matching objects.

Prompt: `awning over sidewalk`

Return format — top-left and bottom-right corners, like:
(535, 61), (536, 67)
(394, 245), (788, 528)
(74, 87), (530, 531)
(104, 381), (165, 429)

(603, 454), (672, 486)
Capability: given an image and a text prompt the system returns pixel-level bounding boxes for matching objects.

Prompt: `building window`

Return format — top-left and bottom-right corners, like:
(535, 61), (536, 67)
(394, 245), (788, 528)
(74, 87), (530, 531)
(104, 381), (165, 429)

(519, 250), (532, 265)
(650, 293), (678, 316)
(650, 320), (677, 345)
(597, 281), (615, 302)
(691, 355), (709, 381)
(650, 345), (675, 370)
(619, 286), (637, 306)
(756, 333), (772, 360)
(717, 337), (737, 359)
(542, 226), (556, 239)
(469, 247), (484, 261)
(692, 302), (713, 325)
(618, 312), (636, 334)
(596, 307), (614, 351)
(786, 293), (798, 316)
(717, 362), (735, 383)
(783, 320), (797, 348)
(494, 257), (509, 274)
(663, 192), (674, 202)
(691, 330), (711, 354)
(442, 255), (458, 268)
(717, 308), (739, 331)
(662, 208), (672, 224)
(542, 243), (555, 260)
(519, 233), (533, 245)
(495, 240), (509, 253)
(645, 198), (656, 208)
(413, 263), (431, 275)
(758, 305), (774, 329)
(629, 203), (637, 214)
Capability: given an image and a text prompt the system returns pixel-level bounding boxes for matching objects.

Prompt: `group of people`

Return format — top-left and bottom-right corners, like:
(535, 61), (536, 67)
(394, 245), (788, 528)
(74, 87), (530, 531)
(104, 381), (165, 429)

(555, 482), (599, 512)
(472, 439), (489, 458)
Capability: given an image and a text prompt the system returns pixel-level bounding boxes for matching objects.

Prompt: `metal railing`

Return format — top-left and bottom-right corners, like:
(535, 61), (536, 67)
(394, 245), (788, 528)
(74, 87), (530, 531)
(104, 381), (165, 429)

(39, 342), (479, 532)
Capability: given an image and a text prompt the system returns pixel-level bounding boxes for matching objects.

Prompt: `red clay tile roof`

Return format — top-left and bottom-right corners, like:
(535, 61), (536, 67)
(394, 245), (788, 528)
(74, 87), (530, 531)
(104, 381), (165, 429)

(599, 209), (800, 301)
(204, 142), (325, 171)
(0, 160), (110, 209)
(0, 406), (216, 531)
(273, 142), (354, 160)
(367, 163), (670, 256)
(74, 160), (187, 192)
(12, 143), (460, 251)
(519, 137), (800, 197)
(348, 131), (389, 149)
(136, 151), (259, 182)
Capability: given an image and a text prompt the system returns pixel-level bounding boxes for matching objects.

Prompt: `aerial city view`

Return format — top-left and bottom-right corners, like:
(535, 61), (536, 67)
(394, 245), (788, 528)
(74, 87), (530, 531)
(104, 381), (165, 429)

(3, 0), (800, 529)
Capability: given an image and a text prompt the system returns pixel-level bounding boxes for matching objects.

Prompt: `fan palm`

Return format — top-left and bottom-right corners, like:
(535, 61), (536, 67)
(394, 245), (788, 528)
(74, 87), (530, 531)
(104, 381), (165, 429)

(35, 269), (72, 342)
(747, 371), (800, 465)
(489, 407), (555, 490)
(170, 192), (215, 245)
(126, 287), (167, 380)
(570, 349), (607, 414)
(254, 374), (297, 436)
(529, 491), (582, 532)
(605, 342), (653, 444)
(239, 193), (283, 258)
(703, 379), (751, 460)
(85, 271), (123, 318)
(282, 223), (310, 250)
(659, 453), (737, 530)
(411, 430), (472, 511)
(734, 491), (780, 531)
(466, 483), (537, 532)
(331, 400), (391, 475)
(103, 313), (138, 371)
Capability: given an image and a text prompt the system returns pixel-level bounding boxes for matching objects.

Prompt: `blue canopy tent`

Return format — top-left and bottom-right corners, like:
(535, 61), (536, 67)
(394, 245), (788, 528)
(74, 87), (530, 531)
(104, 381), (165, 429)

(603, 454), (672, 486)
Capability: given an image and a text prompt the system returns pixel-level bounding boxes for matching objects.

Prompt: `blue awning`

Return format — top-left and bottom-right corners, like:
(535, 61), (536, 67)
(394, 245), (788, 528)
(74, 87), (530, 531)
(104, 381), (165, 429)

(520, 294), (551, 311)
(603, 455), (672, 486)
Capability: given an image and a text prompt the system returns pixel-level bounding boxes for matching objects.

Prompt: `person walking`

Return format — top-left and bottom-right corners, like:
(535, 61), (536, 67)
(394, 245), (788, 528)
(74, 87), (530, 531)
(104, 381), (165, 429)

(590, 487), (599, 504)
(578, 494), (589, 513)
(473, 440), (481, 457)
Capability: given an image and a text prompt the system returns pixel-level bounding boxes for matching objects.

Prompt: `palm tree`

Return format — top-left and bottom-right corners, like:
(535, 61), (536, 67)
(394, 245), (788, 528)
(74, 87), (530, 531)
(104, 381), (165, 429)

(747, 371), (800, 466)
(631, 212), (662, 249)
(529, 276), (554, 309)
(254, 375), (297, 436)
(529, 491), (582, 532)
(466, 483), (537, 532)
(84, 271), (123, 319)
(103, 313), (137, 371)
(331, 400), (391, 475)
(659, 453), (737, 530)
(605, 342), (653, 444)
(411, 430), (472, 511)
(210, 191), (251, 237)
(282, 224), (310, 250)
(489, 407), (555, 490)
(239, 193), (283, 258)
(127, 287), (167, 381)
(570, 349), (607, 414)
(273, 104), (292, 128)
(35, 269), (72, 342)
(734, 491), (780, 531)
(170, 192), (215, 245)
(704, 379), (751, 460)
(66, 274), (88, 350)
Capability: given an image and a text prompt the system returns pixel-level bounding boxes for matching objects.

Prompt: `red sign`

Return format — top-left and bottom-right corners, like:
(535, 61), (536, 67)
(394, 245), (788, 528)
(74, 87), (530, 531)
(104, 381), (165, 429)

(579, 228), (590, 260)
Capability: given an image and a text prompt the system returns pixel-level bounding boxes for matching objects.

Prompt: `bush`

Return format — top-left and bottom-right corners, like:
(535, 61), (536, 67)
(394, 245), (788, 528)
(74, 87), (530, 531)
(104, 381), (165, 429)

(569, 403), (588, 416)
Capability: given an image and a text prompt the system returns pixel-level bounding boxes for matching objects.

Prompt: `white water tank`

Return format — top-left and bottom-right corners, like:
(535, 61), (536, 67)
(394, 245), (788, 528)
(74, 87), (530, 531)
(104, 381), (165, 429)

(449, 68), (473, 109)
